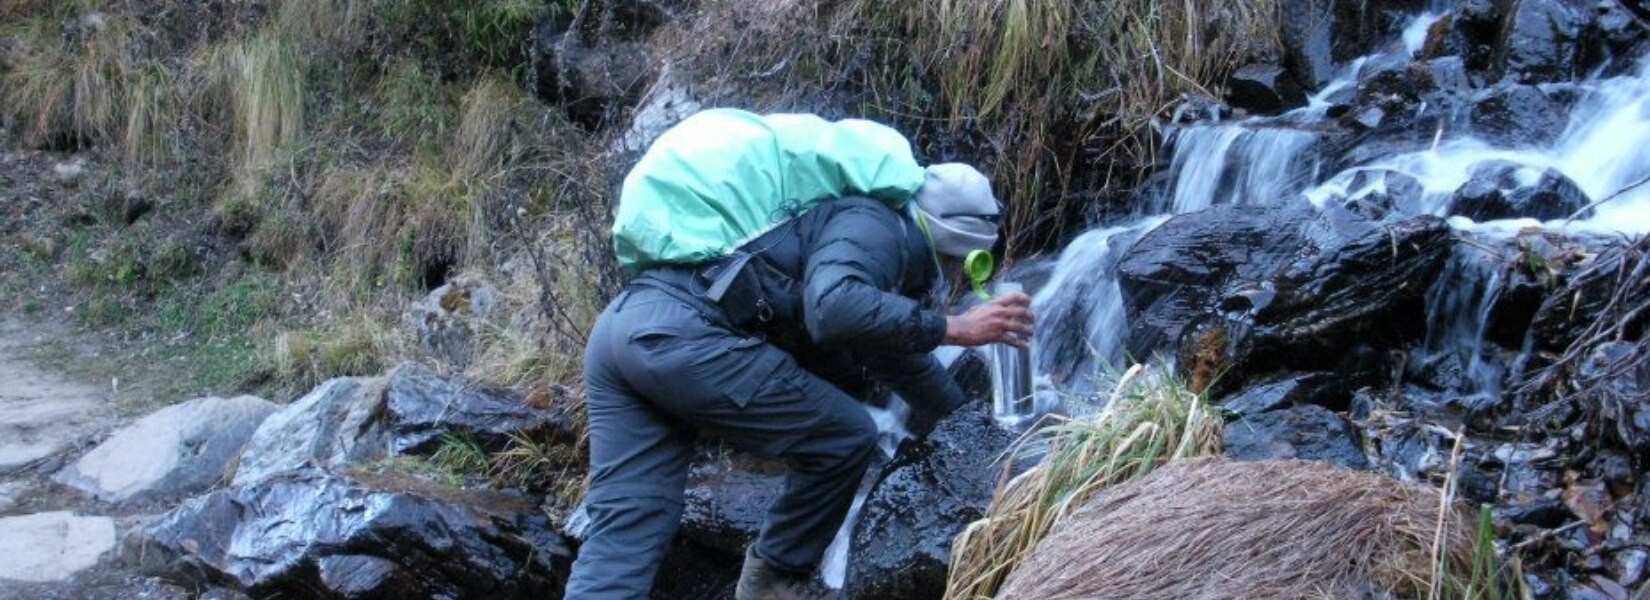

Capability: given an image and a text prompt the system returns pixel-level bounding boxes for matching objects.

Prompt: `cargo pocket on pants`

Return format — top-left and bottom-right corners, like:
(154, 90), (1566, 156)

(719, 337), (800, 410)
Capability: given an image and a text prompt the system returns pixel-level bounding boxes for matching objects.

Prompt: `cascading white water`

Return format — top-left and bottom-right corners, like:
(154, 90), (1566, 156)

(1016, 16), (1650, 410)
(1157, 126), (1321, 214)
(1024, 219), (1164, 416)
(1415, 242), (1508, 403)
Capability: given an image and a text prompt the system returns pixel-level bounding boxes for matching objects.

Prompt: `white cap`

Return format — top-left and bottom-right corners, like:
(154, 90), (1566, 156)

(912, 163), (1000, 258)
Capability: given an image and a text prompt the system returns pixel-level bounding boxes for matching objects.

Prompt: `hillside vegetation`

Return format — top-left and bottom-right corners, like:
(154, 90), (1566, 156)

(0, 0), (1277, 465)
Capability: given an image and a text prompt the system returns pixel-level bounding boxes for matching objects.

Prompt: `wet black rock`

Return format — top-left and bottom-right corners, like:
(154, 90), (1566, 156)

(845, 400), (1017, 600)
(1503, 0), (1589, 83)
(386, 362), (576, 455)
(1116, 202), (1316, 359)
(677, 451), (784, 556)
(1227, 63), (1308, 115)
(1341, 169), (1424, 219)
(1222, 404), (1370, 470)
(1588, 0), (1650, 75)
(1276, 0), (1427, 86)
(1217, 372), (1350, 416)
(1468, 84), (1575, 147)
(129, 469), (572, 599)
(1277, 0), (1337, 88)
(1245, 214), (1452, 372)
(1448, 159), (1593, 221)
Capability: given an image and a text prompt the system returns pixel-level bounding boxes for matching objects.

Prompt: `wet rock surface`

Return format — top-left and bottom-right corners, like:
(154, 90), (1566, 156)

(1448, 160), (1593, 221)
(1117, 202), (1316, 358)
(386, 362), (576, 455)
(1223, 404), (1370, 470)
(846, 399), (1018, 600)
(1228, 63), (1308, 115)
(230, 375), (392, 486)
(129, 468), (573, 599)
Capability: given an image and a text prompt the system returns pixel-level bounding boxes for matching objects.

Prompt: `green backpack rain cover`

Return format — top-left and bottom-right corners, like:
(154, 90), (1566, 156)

(613, 108), (926, 274)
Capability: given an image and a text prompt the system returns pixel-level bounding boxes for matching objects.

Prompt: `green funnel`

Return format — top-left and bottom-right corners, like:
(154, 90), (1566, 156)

(964, 249), (994, 300)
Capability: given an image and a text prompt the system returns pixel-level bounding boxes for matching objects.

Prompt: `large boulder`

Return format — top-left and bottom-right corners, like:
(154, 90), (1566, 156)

(1502, 0), (1589, 83)
(54, 395), (276, 504)
(1116, 202), (1316, 359)
(1238, 213), (1451, 371)
(127, 469), (572, 599)
(1447, 159), (1593, 222)
(234, 365), (568, 486)
(844, 400), (1018, 600)
(231, 376), (392, 486)
(1227, 63), (1308, 115)
(385, 362), (575, 455)
(1467, 84), (1577, 148)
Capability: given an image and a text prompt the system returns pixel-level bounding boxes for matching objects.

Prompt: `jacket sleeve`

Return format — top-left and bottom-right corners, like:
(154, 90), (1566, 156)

(802, 199), (948, 355)
(868, 352), (966, 430)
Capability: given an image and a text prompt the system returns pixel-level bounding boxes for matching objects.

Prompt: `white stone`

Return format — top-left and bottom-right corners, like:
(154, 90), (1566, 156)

(0, 511), (115, 582)
(55, 395), (277, 503)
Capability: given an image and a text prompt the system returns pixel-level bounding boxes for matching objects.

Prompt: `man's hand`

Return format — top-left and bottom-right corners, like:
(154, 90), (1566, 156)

(943, 292), (1035, 349)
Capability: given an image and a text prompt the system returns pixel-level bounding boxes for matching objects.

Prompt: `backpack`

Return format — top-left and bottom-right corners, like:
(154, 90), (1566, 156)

(613, 108), (926, 275)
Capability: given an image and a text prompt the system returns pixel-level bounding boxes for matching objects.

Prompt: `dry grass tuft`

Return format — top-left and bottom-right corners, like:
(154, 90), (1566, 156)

(452, 72), (530, 179)
(2, 15), (135, 149)
(946, 363), (1224, 599)
(994, 458), (1483, 600)
(123, 61), (182, 167)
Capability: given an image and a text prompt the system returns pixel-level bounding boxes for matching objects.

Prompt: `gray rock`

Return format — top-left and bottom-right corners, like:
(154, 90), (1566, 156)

(54, 396), (276, 504)
(409, 278), (498, 370)
(385, 362), (574, 455)
(0, 511), (115, 583)
(128, 469), (571, 598)
(1223, 404), (1369, 470)
(231, 376), (391, 486)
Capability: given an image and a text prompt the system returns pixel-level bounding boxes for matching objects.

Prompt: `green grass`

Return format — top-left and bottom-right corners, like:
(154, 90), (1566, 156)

(946, 362), (1224, 599)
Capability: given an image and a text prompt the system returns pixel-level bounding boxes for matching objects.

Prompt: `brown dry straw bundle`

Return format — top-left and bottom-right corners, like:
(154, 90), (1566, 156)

(995, 457), (1480, 600)
(946, 364), (1224, 599)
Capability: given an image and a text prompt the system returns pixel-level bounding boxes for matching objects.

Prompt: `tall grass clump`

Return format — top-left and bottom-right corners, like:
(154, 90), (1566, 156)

(2, 15), (135, 149)
(123, 61), (182, 167)
(224, 31), (306, 179)
(945, 363), (1223, 599)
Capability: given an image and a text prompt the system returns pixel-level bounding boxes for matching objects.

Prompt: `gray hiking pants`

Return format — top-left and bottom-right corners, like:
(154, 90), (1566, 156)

(563, 286), (879, 599)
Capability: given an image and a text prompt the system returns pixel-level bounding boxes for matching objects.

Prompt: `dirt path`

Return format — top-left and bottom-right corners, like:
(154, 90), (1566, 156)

(0, 319), (187, 599)
(0, 320), (113, 476)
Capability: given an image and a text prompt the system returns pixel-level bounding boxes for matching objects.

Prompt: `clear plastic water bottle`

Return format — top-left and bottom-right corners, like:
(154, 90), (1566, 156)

(987, 281), (1034, 426)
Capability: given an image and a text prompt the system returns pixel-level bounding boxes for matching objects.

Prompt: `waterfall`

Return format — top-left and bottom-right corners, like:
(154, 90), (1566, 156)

(1156, 126), (1321, 214)
(1413, 242), (1507, 403)
(1012, 15), (1650, 414)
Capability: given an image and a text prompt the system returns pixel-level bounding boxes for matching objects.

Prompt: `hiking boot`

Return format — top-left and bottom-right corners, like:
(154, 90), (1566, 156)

(733, 547), (839, 600)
